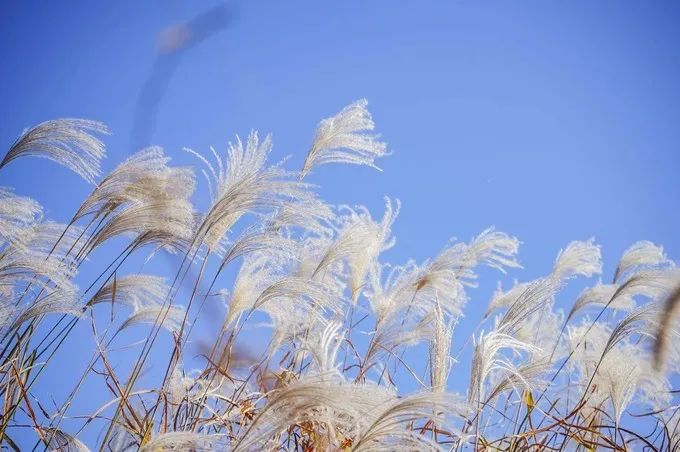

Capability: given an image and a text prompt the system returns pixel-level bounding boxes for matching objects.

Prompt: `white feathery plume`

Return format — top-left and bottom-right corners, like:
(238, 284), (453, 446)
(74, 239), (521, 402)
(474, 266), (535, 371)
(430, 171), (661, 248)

(85, 198), (195, 255)
(369, 229), (520, 325)
(167, 364), (197, 406)
(265, 297), (333, 352)
(0, 187), (42, 244)
(254, 276), (343, 317)
(164, 364), (217, 422)
(300, 320), (346, 373)
(350, 390), (468, 452)
(611, 268), (679, 307)
(486, 358), (550, 404)
(425, 228), (521, 291)
(567, 321), (670, 422)
(314, 198), (398, 302)
(267, 195), (335, 237)
(513, 306), (564, 361)
(468, 330), (540, 408)
(42, 428), (90, 452)
(567, 281), (635, 321)
(591, 344), (670, 423)
(190, 131), (311, 252)
(9, 221), (84, 265)
(301, 99), (388, 178)
(75, 147), (193, 220)
(218, 224), (298, 267)
(361, 231), (521, 372)
(224, 251), (284, 327)
(365, 308), (437, 373)
(235, 373), (465, 452)
(614, 240), (672, 283)
(90, 275), (181, 335)
(118, 304), (184, 334)
(603, 303), (661, 356)
(484, 280), (530, 318)
(1, 119), (108, 184)
(552, 238), (602, 281)
(0, 297), (13, 332)
(655, 283), (680, 370)
(600, 350), (640, 423)
(452, 228), (522, 279)
(87, 274), (169, 309)
(494, 277), (560, 337)
(294, 235), (349, 299)
(566, 263), (676, 327)
(234, 375), (390, 451)
(10, 288), (81, 331)
(566, 320), (611, 376)
(69, 148), (197, 257)
(256, 277), (344, 351)
(0, 221), (83, 300)
(429, 301), (454, 391)
(486, 240), (599, 321)
(139, 432), (224, 452)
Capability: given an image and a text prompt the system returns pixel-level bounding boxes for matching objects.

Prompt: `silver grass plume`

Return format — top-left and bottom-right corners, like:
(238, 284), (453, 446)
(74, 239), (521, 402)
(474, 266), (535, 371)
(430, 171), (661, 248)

(235, 374), (465, 452)
(87, 274), (169, 309)
(139, 432), (224, 451)
(552, 238), (602, 281)
(267, 195), (334, 237)
(189, 131), (311, 252)
(224, 251), (285, 327)
(42, 428), (90, 452)
(370, 228), (520, 322)
(118, 305), (184, 334)
(603, 303), (662, 356)
(301, 99), (388, 178)
(655, 283), (680, 370)
(0, 222), (83, 305)
(513, 306), (564, 361)
(252, 277), (343, 350)
(300, 321), (346, 373)
(85, 198), (195, 256)
(614, 240), (672, 283)
(1, 119), (108, 184)
(468, 330), (539, 408)
(484, 280), (530, 318)
(254, 276), (343, 316)
(494, 277), (560, 337)
(91, 273), (183, 334)
(314, 198), (398, 302)
(218, 226), (298, 267)
(419, 228), (521, 297)
(486, 239), (601, 321)
(233, 375), (390, 451)
(0, 187), (42, 244)
(568, 322), (670, 422)
(567, 281), (636, 322)
(74, 147), (191, 220)
(10, 288), (81, 331)
(74, 149), (196, 255)
(350, 391), (468, 452)
(485, 358), (550, 404)
(429, 301), (454, 391)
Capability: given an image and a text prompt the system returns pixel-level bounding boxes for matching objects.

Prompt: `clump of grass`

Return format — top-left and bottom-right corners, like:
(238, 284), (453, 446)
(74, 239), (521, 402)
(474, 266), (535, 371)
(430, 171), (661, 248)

(0, 102), (678, 451)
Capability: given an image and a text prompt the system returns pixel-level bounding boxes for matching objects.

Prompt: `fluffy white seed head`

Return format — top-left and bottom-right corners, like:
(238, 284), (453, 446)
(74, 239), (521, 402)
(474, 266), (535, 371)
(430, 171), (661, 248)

(1, 119), (108, 184)
(301, 99), (388, 178)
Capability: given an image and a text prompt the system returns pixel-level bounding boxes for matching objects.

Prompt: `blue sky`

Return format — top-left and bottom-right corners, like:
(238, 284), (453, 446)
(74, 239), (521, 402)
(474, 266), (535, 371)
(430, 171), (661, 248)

(1, 0), (679, 446)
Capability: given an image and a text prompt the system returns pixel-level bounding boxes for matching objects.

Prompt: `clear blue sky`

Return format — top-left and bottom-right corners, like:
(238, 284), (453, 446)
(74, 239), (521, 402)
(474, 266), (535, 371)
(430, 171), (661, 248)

(1, 0), (679, 447)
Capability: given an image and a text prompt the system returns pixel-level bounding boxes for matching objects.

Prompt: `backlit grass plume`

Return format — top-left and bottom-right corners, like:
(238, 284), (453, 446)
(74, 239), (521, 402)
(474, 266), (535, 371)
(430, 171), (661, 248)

(0, 101), (678, 451)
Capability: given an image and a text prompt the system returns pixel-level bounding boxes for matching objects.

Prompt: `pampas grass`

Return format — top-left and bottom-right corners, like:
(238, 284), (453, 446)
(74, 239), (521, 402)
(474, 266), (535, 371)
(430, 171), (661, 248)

(0, 101), (678, 451)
